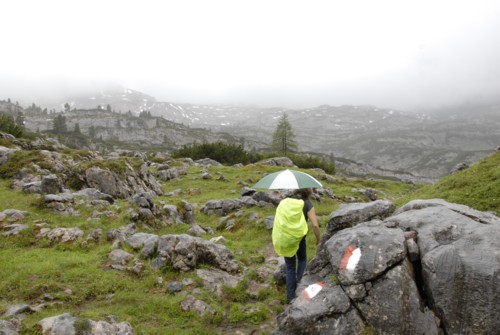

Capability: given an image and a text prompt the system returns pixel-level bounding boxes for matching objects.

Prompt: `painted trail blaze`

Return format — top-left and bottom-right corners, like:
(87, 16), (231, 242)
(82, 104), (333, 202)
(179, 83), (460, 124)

(302, 281), (325, 300)
(340, 244), (361, 270)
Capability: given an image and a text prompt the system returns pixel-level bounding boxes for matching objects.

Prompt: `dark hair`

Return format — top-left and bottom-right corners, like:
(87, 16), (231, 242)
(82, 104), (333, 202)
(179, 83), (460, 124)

(293, 188), (312, 199)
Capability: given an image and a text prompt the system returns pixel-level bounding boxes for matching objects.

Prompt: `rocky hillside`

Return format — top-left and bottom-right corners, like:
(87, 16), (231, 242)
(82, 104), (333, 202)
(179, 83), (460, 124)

(150, 102), (498, 183)
(1, 132), (499, 334)
(16, 108), (243, 152)
(9, 85), (498, 183)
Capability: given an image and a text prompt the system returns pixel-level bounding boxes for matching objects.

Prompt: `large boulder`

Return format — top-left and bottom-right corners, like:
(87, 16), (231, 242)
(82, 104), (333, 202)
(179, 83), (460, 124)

(156, 168), (179, 181)
(0, 145), (19, 166)
(386, 199), (500, 335)
(125, 232), (159, 259)
(40, 174), (63, 194)
(201, 199), (244, 216)
(151, 234), (238, 273)
(324, 220), (406, 285)
(0, 319), (19, 335)
(36, 227), (84, 243)
(261, 157), (295, 167)
(321, 200), (395, 245)
(274, 199), (500, 335)
(37, 313), (135, 335)
(84, 163), (163, 199)
(276, 283), (363, 335)
(84, 167), (119, 198)
(309, 200), (395, 274)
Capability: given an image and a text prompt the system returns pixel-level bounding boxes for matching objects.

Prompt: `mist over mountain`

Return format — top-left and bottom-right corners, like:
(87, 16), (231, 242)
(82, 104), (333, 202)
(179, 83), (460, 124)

(2, 83), (498, 184)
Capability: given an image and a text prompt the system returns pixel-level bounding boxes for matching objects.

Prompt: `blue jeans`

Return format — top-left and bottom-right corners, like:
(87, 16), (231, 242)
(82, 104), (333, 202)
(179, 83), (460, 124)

(284, 237), (307, 303)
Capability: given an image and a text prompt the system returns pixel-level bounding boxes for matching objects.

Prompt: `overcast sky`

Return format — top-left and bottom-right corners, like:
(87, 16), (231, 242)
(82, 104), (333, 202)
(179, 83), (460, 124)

(2, 0), (500, 110)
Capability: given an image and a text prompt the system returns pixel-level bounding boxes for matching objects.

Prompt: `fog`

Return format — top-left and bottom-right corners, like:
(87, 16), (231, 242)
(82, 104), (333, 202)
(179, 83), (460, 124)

(1, 0), (500, 111)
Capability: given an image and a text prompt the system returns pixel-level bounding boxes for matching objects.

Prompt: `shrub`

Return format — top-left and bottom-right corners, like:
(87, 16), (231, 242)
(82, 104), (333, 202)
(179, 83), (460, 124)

(288, 153), (336, 175)
(0, 113), (23, 138)
(172, 141), (263, 165)
(0, 150), (43, 178)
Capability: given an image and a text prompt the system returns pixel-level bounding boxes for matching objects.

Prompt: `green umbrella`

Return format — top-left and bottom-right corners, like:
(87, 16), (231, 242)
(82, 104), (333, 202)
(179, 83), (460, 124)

(253, 169), (323, 189)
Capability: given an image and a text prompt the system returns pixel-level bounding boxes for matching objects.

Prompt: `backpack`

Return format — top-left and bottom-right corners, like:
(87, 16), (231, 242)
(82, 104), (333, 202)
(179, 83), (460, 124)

(272, 197), (308, 257)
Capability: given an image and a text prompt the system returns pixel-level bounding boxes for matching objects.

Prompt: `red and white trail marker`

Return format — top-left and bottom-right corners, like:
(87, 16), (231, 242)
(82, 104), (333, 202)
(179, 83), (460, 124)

(302, 281), (325, 300)
(340, 244), (361, 271)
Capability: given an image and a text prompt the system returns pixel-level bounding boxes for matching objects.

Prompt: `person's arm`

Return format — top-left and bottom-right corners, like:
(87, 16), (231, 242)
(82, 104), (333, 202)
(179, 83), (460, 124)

(307, 207), (321, 245)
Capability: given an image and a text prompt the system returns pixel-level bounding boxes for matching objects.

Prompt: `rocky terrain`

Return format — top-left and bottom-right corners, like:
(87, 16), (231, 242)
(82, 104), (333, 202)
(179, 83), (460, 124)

(1, 132), (499, 334)
(275, 199), (500, 334)
(3, 86), (499, 183)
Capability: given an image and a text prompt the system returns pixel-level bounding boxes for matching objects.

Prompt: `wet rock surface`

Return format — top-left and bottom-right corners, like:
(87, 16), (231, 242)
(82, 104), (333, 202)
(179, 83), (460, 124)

(274, 199), (500, 335)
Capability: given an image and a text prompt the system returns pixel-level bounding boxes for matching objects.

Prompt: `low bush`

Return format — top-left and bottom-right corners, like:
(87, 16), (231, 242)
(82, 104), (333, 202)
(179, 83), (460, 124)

(172, 141), (263, 165)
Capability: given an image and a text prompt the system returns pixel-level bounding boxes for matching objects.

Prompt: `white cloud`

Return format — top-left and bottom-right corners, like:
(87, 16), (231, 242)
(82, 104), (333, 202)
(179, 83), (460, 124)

(1, 0), (500, 109)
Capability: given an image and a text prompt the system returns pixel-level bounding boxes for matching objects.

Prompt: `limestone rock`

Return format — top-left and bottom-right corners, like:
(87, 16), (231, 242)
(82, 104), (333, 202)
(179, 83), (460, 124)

(41, 174), (63, 194)
(37, 227), (84, 243)
(125, 233), (158, 259)
(2, 224), (29, 236)
(152, 234), (238, 273)
(321, 200), (396, 245)
(261, 157), (295, 167)
(37, 313), (135, 335)
(196, 268), (242, 298)
(274, 199), (500, 335)
(0, 319), (19, 335)
(180, 295), (216, 316)
(38, 313), (76, 335)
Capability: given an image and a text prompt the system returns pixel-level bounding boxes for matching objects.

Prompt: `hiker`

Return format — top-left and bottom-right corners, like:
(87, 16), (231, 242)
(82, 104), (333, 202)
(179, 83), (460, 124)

(272, 188), (321, 303)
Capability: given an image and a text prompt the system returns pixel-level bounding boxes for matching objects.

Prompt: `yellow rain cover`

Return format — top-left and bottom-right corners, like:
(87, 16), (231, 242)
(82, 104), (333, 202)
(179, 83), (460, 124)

(272, 198), (308, 257)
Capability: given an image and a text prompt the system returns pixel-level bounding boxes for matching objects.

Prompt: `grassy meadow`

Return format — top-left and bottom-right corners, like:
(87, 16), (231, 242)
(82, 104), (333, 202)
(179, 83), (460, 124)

(1, 150), (498, 334)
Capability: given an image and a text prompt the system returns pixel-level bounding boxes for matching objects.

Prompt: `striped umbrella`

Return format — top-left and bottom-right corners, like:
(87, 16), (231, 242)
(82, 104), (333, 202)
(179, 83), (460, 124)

(253, 169), (323, 189)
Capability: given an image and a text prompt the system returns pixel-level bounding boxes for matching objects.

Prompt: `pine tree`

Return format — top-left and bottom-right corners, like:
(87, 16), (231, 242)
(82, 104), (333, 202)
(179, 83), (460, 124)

(15, 112), (25, 128)
(0, 114), (23, 137)
(88, 125), (96, 138)
(271, 113), (298, 155)
(52, 115), (67, 134)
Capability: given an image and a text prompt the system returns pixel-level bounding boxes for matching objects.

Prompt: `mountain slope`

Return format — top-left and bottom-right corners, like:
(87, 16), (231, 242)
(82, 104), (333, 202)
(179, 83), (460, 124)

(9, 86), (500, 182)
(395, 151), (500, 215)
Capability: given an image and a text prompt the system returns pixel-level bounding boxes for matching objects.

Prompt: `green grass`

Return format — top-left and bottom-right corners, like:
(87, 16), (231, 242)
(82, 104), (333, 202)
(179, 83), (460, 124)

(0, 150), (44, 178)
(395, 152), (500, 215)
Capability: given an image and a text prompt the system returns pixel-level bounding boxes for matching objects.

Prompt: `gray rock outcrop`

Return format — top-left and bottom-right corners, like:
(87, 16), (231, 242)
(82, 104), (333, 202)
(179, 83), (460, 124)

(36, 227), (84, 243)
(37, 313), (135, 335)
(275, 199), (500, 335)
(125, 232), (158, 259)
(0, 319), (19, 335)
(0, 209), (28, 223)
(261, 157), (295, 167)
(84, 163), (163, 199)
(156, 168), (179, 181)
(0, 145), (18, 166)
(151, 234), (238, 273)
(41, 174), (63, 194)
(201, 199), (244, 216)
(180, 295), (217, 316)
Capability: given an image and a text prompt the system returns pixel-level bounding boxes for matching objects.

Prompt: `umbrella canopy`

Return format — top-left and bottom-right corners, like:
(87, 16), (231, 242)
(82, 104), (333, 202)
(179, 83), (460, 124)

(253, 169), (323, 189)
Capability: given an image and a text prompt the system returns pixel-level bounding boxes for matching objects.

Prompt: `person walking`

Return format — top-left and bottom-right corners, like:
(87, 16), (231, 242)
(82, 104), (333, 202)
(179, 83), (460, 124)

(272, 188), (321, 303)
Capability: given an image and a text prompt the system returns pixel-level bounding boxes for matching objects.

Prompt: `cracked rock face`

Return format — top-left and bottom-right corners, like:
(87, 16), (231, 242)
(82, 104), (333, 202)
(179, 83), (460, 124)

(275, 199), (500, 335)
(151, 234), (239, 273)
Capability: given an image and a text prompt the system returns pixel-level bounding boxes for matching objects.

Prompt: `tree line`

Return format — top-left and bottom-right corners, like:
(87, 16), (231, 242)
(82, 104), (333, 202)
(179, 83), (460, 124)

(172, 113), (335, 174)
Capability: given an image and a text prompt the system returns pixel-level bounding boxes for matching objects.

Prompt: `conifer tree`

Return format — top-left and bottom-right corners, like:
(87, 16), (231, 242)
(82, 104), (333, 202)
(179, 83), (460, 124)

(271, 113), (298, 155)
(52, 115), (67, 134)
